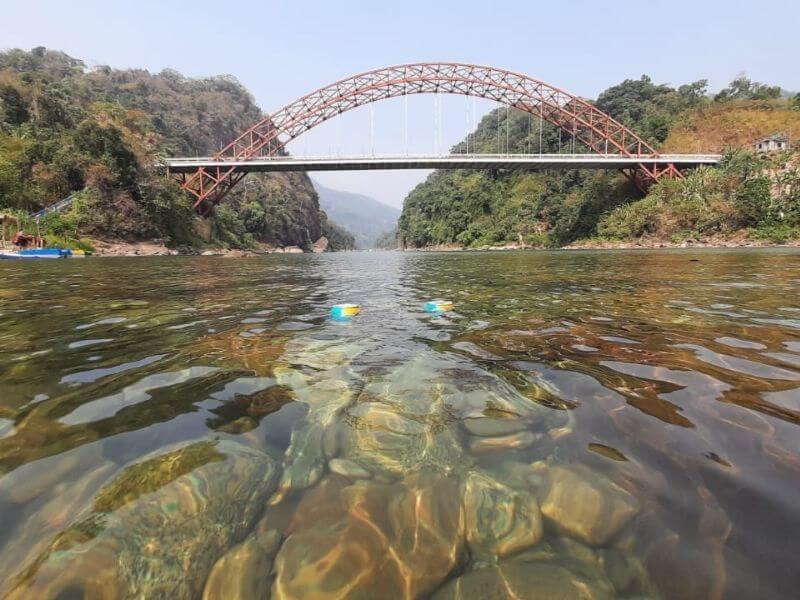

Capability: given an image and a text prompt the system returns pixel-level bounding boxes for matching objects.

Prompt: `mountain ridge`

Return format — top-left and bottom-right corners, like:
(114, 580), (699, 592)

(314, 182), (400, 248)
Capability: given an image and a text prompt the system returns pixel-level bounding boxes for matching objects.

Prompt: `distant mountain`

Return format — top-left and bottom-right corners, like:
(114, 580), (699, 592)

(314, 183), (401, 248)
(375, 227), (400, 249)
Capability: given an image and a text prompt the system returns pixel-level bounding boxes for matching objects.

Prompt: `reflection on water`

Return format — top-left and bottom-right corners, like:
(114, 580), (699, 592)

(0, 249), (798, 598)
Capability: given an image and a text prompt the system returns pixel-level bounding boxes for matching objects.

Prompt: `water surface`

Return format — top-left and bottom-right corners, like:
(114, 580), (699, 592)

(0, 249), (798, 598)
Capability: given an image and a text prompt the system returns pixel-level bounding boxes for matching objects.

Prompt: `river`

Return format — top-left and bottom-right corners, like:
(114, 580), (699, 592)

(0, 249), (798, 598)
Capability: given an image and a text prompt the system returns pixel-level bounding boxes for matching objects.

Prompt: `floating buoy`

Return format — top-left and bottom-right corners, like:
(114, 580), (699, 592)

(425, 299), (454, 313)
(330, 303), (361, 319)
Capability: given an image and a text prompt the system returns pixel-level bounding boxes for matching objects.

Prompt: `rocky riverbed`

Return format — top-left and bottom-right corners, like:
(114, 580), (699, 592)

(2, 249), (795, 598)
(5, 334), (662, 599)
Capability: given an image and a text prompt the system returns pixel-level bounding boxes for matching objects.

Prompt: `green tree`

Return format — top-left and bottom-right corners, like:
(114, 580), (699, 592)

(0, 84), (30, 125)
(734, 176), (772, 226)
(595, 76), (708, 144)
(714, 75), (782, 102)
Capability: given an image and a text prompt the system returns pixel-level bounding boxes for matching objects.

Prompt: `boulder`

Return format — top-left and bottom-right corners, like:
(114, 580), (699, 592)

(272, 472), (464, 599)
(463, 471), (543, 559)
(202, 529), (281, 600)
(311, 236), (329, 253)
(463, 416), (528, 437)
(469, 431), (539, 455)
(342, 400), (464, 478)
(328, 458), (372, 480)
(7, 440), (280, 599)
(540, 465), (639, 546)
(432, 556), (615, 600)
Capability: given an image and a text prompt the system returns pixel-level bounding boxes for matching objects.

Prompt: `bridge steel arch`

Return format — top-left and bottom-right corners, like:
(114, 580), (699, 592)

(177, 63), (680, 211)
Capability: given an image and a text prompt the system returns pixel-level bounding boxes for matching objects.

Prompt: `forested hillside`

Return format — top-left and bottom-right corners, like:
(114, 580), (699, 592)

(399, 75), (800, 248)
(0, 47), (354, 251)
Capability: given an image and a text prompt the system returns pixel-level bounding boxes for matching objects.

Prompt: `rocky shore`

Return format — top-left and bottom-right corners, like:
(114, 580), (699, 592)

(405, 234), (800, 252)
(90, 236), (331, 257)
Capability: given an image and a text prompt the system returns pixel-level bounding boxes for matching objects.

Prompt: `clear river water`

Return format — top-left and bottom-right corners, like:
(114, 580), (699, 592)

(0, 249), (798, 599)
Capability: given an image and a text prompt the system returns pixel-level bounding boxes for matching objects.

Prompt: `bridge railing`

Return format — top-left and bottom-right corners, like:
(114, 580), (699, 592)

(164, 152), (723, 164)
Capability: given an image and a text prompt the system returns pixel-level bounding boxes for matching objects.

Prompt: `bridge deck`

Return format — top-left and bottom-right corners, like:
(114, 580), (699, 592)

(165, 153), (722, 173)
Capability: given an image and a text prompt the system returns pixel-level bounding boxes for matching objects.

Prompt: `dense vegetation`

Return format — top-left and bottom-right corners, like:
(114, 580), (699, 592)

(0, 47), (354, 251)
(399, 75), (800, 248)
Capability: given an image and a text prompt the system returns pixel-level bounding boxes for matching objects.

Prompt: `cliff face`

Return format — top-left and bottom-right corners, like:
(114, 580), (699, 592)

(0, 47), (352, 250)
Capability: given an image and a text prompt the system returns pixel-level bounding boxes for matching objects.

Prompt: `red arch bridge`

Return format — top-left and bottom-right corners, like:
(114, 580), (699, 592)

(165, 63), (722, 213)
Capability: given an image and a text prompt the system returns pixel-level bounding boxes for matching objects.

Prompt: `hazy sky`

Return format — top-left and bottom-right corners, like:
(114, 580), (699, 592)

(3, 0), (799, 208)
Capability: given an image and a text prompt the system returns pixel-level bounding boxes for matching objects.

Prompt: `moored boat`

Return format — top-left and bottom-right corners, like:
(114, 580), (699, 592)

(0, 248), (72, 260)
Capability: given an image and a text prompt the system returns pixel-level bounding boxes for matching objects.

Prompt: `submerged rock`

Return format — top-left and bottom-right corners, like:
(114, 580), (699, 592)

(432, 555), (615, 600)
(273, 422), (327, 502)
(202, 529), (281, 600)
(540, 464), (639, 546)
(600, 547), (651, 596)
(342, 400), (465, 478)
(328, 457), (372, 480)
(271, 372), (358, 502)
(0, 447), (115, 594)
(463, 416), (528, 437)
(463, 471), (543, 559)
(272, 471), (464, 599)
(8, 440), (280, 599)
(468, 430), (539, 455)
(279, 338), (365, 371)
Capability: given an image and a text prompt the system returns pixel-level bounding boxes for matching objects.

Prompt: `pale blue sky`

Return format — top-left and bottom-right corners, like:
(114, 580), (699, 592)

(3, 0), (798, 207)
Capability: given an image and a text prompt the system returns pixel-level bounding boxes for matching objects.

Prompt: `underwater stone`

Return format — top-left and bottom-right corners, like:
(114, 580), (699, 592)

(273, 422), (326, 503)
(432, 555), (615, 600)
(7, 440), (280, 600)
(600, 548), (650, 596)
(463, 471), (543, 559)
(280, 338), (365, 371)
(468, 430), (539, 455)
(342, 401), (465, 478)
(0, 455), (115, 593)
(202, 529), (281, 600)
(462, 416), (528, 437)
(540, 465), (639, 546)
(328, 458), (372, 480)
(486, 460), (545, 492)
(272, 471), (464, 599)
(216, 415), (258, 435)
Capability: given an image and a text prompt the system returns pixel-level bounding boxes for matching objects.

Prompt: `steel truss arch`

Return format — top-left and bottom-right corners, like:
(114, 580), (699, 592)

(178, 63), (679, 210)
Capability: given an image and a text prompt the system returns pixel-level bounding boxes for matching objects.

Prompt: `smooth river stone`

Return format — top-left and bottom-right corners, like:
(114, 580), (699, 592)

(202, 529), (281, 600)
(328, 457), (372, 480)
(271, 376), (358, 502)
(463, 416), (527, 437)
(272, 471), (465, 600)
(273, 423), (327, 502)
(342, 400), (465, 478)
(540, 465), (639, 546)
(432, 556), (615, 600)
(600, 548), (651, 596)
(463, 471), (543, 559)
(468, 430), (539, 455)
(7, 440), (280, 600)
(279, 337), (365, 371)
(0, 450), (116, 594)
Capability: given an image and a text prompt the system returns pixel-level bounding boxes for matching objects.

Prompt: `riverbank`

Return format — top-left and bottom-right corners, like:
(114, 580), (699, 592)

(90, 240), (319, 257)
(403, 233), (800, 252)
